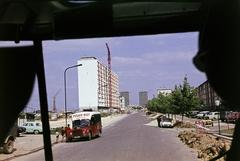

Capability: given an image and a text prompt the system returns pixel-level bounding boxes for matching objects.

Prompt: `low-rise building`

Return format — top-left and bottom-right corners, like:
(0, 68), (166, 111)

(157, 88), (172, 96)
(196, 80), (221, 109)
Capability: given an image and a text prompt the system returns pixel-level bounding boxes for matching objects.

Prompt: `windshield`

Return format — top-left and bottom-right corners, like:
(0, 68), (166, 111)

(72, 119), (90, 128)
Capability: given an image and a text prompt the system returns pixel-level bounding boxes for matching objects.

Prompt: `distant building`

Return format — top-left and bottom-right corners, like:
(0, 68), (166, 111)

(119, 96), (125, 109)
(196, 81), (221, 109)
(120, 91), (129, 107)
(139, 91), (148, 107)
(77, 57), (120, 111)
(157, 89), (172, 96)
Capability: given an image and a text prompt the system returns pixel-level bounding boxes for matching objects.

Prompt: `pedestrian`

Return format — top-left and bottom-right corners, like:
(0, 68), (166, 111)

(55, 131), (59, 143)
(65, 124), (71, 139)
(157, 115), (162, 127)
(61, 126), (65, 142)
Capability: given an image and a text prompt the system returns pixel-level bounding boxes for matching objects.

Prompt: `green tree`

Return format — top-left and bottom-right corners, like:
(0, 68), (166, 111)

(171, 76), (202, 121)
(157, 93), (172, 114)
(147, 76), (202, 121)
(147, 97), (159, 112)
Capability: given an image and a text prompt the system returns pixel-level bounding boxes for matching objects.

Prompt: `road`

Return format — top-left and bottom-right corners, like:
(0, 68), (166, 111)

(13, 112), (199, 161)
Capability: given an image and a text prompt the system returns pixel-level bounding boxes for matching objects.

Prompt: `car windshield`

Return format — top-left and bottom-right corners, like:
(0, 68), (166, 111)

(72, 119), (90, 128)
(163, 118), (172, 122)
(2, 2), (238, 161)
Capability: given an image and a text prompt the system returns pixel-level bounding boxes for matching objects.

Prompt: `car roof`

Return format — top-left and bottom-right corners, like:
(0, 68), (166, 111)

(0, 0), (202, 41)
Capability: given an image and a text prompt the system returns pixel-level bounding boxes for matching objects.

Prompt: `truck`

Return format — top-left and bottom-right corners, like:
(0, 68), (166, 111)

(66, 111), (102, 142)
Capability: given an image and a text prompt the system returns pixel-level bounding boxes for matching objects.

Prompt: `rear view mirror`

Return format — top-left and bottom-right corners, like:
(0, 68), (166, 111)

(0, 45), (36, 144)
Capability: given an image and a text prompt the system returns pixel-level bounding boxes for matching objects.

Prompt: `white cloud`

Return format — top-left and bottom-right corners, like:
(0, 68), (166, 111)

(112, 56), (151, 66)
(112, 50), (196, 67)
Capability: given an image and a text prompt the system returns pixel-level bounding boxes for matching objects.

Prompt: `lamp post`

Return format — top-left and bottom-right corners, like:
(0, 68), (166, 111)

(215, 99), (221, 135)
(64, 64), (82, 127)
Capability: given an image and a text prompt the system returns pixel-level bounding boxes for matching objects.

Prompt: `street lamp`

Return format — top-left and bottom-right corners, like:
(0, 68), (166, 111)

(215, 99), (221, 135)
(64, 64), (82, 127)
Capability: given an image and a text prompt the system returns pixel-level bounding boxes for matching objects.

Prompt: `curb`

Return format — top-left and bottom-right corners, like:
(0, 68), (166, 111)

(196, 125), (233, 141)
(210, 133), (233, 141)
(3, 141), (58, 161)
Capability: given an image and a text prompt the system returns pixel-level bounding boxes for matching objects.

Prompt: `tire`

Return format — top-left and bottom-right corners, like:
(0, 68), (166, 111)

(87, 132), (92, 141)
(98, 129), (102, 137)
(3, 139), (14, 154)
(66, 137), (72, 142)
(34, 130), (39, 135)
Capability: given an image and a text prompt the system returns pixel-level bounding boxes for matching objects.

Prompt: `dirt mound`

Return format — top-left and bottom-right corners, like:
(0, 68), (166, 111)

(178, 130), (231, 161)
(174, 121), (195, 128)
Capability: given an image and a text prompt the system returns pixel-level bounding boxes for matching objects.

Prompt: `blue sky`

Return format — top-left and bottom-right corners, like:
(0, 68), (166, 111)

(1, 32), (206, 112)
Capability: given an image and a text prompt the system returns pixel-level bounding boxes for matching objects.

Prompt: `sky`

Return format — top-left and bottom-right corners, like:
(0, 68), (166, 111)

(0, 32), (206, 112)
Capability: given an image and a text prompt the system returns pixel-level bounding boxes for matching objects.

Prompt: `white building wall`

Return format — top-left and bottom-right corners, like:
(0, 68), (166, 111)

(157, 89), (172, 96)
(78, 57), (120, 111)
(78, 57), (98, 111)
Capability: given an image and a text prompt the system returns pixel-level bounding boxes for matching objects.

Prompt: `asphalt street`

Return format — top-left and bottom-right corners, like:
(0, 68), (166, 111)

(13, 112), (200, 161)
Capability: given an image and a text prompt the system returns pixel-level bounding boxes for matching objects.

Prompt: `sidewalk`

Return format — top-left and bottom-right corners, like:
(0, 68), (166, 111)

(0, 113), (128, 161)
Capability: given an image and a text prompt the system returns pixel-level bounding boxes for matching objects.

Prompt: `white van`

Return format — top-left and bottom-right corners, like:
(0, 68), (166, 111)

(204, 112), (220, 120)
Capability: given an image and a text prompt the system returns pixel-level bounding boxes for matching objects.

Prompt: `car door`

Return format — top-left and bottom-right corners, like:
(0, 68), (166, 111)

(28, 123), (34, 133)
(35, 123), (42, 132)
(23, 123), (29, 133)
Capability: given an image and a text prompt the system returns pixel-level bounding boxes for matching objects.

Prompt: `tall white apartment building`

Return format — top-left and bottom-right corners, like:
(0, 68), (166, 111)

(77, 57), (120, 111)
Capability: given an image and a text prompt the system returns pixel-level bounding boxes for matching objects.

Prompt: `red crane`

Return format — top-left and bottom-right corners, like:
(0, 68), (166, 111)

(52, 89), (61, 112)
(106, 43), (112, 109)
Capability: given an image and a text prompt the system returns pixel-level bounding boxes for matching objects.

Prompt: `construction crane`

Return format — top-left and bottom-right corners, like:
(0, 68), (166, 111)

(106, 43), (112, 109)
(52, 89), (61, 112)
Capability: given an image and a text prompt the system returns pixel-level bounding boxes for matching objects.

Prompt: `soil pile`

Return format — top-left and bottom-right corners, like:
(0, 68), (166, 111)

(178, 130), (231, 161)
(175, 121), (195, 128)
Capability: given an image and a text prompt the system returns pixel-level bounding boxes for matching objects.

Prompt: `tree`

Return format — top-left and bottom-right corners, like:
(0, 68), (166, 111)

(146, 76), (202, 122)
(171, 76), (202, 121)
(157, 93), (172, 113)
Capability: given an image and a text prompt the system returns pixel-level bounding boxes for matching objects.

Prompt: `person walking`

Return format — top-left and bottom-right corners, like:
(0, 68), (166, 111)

(61, 126), (65, 142)
(55, 131), (59, 143)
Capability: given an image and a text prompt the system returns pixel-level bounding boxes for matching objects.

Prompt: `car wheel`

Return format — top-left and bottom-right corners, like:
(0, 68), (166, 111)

(34, 130), (39, 134)
(66, 137), (72, 142)
(3, 139), (14, 154)
(98, 129), (102, 137)
(88, 132), (92, 141)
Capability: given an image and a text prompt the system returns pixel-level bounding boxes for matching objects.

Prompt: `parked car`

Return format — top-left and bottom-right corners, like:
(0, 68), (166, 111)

(196, 111), (210, 119)
(204, 112), (219, 120)
(22, 122), (43, 134)
(17, 126), (26, 137)
(189, 111), (199, 118)
(226, 112), (240, 123)
(159, 118), (174, 128)
(202, 119), (214, 127)
(0, 123), (17, 154)
(220, 111), (231, 122)
(157, 115), (165, 127)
